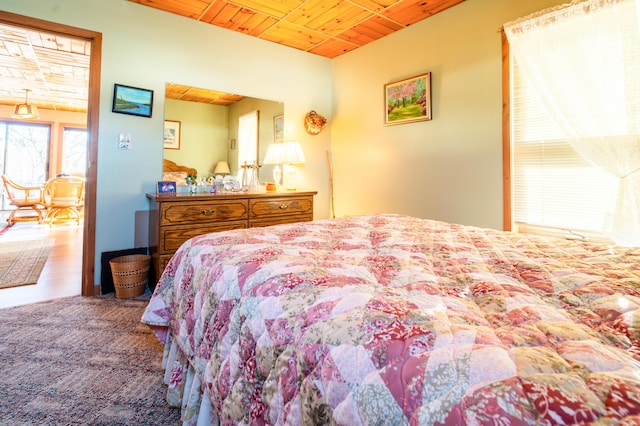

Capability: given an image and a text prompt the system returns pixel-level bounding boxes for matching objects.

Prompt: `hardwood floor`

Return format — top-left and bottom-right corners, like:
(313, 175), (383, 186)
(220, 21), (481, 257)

(0, 218), (82, 309)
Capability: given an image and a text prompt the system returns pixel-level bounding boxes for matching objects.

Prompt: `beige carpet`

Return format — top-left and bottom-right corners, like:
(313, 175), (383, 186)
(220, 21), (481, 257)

(0, 294), (181, 424)
(0, 239), (54, 289)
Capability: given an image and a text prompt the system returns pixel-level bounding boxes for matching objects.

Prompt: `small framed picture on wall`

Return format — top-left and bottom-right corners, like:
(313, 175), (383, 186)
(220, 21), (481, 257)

(384, 72), (432, 125)
(164, 120), (181, 150)
(111, 83), (153, 118)
(274, 114), (284, 143)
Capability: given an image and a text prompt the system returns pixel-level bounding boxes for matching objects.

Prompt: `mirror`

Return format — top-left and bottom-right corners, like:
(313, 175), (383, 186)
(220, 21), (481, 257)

(163, 83), (283, 185)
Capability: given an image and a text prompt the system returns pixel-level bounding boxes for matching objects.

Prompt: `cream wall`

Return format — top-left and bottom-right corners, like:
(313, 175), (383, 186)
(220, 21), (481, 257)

(331, 0), (565, 230)
(4, 0), (332, 285)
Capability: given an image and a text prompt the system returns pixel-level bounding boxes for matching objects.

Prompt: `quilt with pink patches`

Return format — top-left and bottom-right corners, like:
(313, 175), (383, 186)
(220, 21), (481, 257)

(142, 214), (640, 425)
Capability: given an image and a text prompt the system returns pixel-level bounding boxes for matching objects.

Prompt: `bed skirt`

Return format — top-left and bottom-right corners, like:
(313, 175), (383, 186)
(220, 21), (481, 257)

(161, 331), (219, 426)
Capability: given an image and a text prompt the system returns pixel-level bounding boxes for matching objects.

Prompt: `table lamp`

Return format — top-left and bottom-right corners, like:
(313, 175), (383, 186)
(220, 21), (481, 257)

(213, 161), (231, 176)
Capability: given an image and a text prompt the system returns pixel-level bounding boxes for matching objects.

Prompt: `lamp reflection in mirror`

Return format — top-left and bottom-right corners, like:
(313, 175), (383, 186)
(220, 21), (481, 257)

(12, 89), (40, 120)
(213, 161), (231, 176)
(263, 143), (284, 186)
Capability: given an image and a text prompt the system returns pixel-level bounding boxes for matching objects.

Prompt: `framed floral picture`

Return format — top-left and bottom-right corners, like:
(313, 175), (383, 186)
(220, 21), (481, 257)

(163, 120), (181, 150)
(274, 114), (284, 143)
(384, 72), (431, 125)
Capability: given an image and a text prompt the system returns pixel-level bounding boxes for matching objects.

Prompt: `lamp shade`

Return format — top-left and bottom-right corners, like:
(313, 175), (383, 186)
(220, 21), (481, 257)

(213, 161), (231, 174)
(12, 89), (39, 120)
(263, 143), (284, 164)
(280, 141), (305, 164)
(263, 144), (284, 186)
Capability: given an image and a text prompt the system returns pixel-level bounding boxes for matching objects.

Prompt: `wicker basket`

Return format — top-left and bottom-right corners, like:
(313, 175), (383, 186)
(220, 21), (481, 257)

(109, 254), (150, 299)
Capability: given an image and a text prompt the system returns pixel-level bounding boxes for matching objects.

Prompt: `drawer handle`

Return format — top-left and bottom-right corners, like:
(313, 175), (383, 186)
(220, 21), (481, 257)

(201, 208), (216, 215)
(279, 203), (289, 210)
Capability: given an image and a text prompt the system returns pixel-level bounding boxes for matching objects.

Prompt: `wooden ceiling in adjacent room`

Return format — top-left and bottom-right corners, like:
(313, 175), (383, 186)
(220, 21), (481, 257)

(0, 22), (90, 112)
(128, 0), (466, 58)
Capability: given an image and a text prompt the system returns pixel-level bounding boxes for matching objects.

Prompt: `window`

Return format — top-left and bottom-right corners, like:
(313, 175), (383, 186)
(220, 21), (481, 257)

(511, 58), (619, 240)
(61, 127), (87, 176)
(237, 110), (259, 185)
(0, 121), (50, 183)
(504, 0), (640, 246)
(0, 121), (51, 210)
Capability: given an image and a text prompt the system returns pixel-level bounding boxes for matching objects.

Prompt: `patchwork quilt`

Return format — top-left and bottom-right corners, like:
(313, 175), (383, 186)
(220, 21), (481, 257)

(142, 214), (640, 425)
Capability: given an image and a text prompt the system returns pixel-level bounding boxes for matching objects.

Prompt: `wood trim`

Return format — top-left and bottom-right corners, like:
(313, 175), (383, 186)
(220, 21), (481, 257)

(84, 34), (101, 297)
(502, 31), (512, 232)
(163, 159), (197, 176)
(0, 11), (102, 296)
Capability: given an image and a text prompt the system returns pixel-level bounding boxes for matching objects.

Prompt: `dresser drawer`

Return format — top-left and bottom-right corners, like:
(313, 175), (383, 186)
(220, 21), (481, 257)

(160, 220), (247, 252)
(160, 200), (248, 226)
(148, 191), (316, 283)
(249, 196), (313, 219)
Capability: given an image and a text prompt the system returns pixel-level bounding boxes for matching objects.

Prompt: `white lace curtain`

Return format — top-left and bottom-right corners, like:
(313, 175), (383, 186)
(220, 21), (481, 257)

(504, 0), (640, 246)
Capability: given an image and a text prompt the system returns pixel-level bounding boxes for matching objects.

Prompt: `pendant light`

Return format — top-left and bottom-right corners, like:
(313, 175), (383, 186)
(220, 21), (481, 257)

(12, 89), (40, 119)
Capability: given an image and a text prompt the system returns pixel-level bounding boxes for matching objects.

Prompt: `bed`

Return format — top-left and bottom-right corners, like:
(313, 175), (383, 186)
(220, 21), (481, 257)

(162, 159), (197, 186)
(141, 214), (640, 425)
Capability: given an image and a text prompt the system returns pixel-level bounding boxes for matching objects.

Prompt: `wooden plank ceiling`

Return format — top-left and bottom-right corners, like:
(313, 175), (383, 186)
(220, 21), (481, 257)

(165, 83), (246, 105)
(129, 0), (466, 58)
(0, 0), (464, 112)
(0, 23), (91, 113)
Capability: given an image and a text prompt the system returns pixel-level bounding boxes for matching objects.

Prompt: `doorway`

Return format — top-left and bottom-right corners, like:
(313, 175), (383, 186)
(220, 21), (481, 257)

(0, 11), (101, 297)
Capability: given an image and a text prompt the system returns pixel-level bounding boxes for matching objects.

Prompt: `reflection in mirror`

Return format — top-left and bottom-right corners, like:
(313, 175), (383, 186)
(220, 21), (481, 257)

(163, 83), (283, 187)
(237, 110), (259, 188)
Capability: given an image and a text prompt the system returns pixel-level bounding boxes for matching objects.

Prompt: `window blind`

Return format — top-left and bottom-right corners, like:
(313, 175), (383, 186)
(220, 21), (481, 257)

(511, 60), (619, 240)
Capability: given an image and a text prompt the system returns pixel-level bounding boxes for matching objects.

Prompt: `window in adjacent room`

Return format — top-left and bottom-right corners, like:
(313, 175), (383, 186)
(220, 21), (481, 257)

(503, 0), (640, 246)
(61, 126), (87, 176)
(0, 121), (51, 210)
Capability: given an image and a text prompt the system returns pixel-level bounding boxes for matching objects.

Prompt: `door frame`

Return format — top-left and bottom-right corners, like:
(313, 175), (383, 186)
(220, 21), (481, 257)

(0, 11), (101, 296)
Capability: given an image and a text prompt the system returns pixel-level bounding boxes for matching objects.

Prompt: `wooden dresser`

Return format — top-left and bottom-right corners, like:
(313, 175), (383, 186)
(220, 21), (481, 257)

(146, 190), (316, 286)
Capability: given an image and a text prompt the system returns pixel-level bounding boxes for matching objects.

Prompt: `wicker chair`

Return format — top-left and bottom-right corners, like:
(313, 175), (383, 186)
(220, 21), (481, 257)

(1, 175), (44, 224)
(42, 176), (85, 225)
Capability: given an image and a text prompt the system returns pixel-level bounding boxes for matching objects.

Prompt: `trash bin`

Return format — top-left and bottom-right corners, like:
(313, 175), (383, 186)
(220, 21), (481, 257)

(109, 254), (151, 299)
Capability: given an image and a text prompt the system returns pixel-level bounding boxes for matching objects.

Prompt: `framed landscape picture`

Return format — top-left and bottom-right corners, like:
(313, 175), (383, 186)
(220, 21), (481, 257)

(111, 84), (153, 118)
(384, 72), (431, 125)
(163, 120), (181, 150)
